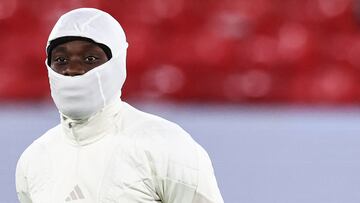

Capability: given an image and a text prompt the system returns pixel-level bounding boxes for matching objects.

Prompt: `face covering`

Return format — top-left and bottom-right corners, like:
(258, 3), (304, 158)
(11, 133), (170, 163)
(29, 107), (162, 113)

(46, 8), (128, 119)
(46, 56), (125, 120)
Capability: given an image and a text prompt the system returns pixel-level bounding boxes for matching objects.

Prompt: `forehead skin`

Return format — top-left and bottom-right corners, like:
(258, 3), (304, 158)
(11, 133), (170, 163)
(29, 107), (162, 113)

(51, 40), (105, 55)
(50, 40), (108, 75)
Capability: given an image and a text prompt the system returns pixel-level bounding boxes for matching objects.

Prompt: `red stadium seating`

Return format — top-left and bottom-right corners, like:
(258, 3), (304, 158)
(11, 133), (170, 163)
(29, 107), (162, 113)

(1, 0), (360, 104)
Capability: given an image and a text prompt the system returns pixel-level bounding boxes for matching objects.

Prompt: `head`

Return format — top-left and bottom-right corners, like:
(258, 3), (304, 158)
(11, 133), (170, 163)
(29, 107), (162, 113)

(46, 8), (128, 120)
(48, 37), (111, 76)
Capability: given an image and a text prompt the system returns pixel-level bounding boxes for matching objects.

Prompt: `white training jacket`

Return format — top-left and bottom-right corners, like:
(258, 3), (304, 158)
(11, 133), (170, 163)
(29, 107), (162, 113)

(15, 100), (224, 203)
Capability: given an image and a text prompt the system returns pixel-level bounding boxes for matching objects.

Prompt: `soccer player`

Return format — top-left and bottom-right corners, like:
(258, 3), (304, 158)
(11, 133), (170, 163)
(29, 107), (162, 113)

(15, 8), (224, 203)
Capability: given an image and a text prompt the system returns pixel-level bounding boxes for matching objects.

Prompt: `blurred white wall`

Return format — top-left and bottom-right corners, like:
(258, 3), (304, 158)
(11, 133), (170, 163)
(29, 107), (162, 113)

(1, 102), (360, 203)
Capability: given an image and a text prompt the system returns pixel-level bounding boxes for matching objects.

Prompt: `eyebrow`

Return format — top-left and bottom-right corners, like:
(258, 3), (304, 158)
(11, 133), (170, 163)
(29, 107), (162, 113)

(52, 43), (102, 54)
(51, 46), (67, 54)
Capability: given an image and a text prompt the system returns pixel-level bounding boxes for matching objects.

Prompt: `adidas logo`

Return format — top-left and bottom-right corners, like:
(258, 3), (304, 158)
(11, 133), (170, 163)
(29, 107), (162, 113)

(65, 185), (85, 201)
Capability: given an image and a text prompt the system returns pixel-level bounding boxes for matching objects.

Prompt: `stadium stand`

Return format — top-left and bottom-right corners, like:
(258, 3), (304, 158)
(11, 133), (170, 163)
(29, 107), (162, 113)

(0, 0), (359, 104)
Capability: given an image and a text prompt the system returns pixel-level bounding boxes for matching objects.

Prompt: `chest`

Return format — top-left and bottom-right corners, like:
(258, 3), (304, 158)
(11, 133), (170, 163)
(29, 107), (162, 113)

(26, 136), (160, 203)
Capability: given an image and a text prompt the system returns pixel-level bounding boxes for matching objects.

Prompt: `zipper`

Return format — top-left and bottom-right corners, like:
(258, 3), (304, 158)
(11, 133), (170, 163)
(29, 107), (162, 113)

(68, 122), (81, 145)
(68, 121), (82, 182)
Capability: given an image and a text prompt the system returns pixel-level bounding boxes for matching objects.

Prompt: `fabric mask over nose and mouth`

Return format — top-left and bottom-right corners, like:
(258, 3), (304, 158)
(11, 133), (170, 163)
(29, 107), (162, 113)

(45, 8), (128, 120)
(46, 56), (124, 120)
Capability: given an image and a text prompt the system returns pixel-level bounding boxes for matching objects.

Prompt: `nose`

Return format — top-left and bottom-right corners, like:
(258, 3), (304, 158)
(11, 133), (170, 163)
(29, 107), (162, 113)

(62, 61), (86, 76)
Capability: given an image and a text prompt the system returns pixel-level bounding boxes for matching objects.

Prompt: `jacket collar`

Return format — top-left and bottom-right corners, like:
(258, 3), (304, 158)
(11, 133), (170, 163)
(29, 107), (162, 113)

(60, 100), (123, 146)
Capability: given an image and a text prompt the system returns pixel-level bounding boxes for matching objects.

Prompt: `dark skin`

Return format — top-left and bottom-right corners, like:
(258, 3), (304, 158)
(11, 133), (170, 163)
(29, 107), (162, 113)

(50, 40), (109, 76)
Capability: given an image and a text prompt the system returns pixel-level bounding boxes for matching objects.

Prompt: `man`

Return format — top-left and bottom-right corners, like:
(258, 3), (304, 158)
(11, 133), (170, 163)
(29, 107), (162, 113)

(15, 8), (224, 203)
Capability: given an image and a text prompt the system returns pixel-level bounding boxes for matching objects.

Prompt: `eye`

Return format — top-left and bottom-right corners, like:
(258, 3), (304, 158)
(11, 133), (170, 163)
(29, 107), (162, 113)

(54, 57), (67, 64)
(84, 56), (98, 63)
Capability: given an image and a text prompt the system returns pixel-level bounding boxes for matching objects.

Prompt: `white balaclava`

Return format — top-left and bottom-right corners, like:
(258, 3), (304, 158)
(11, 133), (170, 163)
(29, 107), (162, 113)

(46, 8), (128, 120)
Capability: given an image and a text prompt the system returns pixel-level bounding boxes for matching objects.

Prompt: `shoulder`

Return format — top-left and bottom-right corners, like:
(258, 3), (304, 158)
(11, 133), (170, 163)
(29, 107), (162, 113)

(17, 124), (61, 170)
(120, 102), (202, 185)
(120, 102), (180, 130)
(121, 102), (190, 136)
(121, 102), (197, 155)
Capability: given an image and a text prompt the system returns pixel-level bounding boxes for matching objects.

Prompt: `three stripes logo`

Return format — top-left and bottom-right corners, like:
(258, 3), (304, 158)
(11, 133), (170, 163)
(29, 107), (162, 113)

(65, 185), (85, 201)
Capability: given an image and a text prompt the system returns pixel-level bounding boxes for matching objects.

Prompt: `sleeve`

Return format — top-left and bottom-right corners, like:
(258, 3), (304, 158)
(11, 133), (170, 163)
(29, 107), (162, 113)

(15, 157), (32, 203)
(136, 121), (224, 203)
(191, 144), (224, 203)
(152, 143), (224, 203)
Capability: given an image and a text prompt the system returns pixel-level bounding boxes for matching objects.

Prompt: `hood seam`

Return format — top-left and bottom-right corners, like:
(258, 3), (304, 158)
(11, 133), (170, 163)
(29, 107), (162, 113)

(96, 72), (107, 107)
(78, 12), (103, 31)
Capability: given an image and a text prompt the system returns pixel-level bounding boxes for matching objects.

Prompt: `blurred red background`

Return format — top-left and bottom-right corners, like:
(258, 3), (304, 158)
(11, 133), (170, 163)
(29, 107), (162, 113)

(1, 0), (360, 104)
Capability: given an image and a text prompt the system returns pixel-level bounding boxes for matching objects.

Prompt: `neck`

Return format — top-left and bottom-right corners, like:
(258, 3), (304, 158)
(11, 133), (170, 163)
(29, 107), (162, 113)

(60, 100), (123, 146)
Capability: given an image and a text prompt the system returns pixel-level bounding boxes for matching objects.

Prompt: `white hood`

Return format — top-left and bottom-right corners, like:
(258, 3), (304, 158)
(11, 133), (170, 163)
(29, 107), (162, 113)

(47, 8), (128, 59)
(46, 8), (128, 119)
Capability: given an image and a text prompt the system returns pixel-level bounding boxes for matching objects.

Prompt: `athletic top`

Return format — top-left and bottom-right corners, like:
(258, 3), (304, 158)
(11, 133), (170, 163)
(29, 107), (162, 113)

(16, 101), (224, 203)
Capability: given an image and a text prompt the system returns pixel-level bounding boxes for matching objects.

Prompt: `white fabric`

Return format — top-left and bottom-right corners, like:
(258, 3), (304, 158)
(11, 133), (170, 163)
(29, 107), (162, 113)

(16, 8), (223, 203)
(47, 8), (127, 58)
(46, 8), (127, 119)
(16, 101), (224, 203)
(47, 56), (124, 119)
